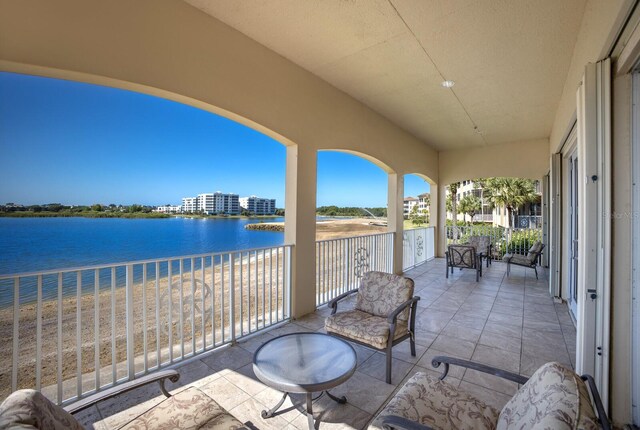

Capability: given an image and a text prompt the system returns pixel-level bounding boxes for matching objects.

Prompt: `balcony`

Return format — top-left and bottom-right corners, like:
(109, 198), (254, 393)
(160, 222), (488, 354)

(58, 257), (573, 429)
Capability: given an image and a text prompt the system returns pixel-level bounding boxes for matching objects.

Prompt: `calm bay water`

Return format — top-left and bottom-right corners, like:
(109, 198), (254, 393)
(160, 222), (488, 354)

(0, 216), (285, 275)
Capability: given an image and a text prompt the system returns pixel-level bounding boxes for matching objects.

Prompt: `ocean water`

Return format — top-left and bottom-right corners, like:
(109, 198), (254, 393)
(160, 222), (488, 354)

(0, 216), (285, 275)
(0, 217), (286, 306)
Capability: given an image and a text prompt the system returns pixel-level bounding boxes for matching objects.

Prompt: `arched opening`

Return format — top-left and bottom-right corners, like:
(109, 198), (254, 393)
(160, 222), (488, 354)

(315, 150), (394, 306)
(402, 174), (435, 269)
(0, 71), (298, 401)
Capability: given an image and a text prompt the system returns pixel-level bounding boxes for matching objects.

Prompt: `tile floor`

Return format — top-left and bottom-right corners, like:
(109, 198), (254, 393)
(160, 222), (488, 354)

(78, 258), (577, 429)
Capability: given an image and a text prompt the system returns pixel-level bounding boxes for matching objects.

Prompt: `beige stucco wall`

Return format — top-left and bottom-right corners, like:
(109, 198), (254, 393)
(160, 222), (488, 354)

(0, 0), (438, 181)
(549, 0), (633, 153)
(0, 0), (441, 317)
(438, 139), (550, 185)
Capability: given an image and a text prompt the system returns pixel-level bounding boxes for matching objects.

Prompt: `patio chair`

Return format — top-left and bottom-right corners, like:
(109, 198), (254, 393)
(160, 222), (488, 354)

(445, 244), (481, 281)
(324, 271), (419, 384)
(371, 356), (610, 430)
(464, 235), (492, 267)
(503, 241), (545, 279)
(0, 370), (248, 429)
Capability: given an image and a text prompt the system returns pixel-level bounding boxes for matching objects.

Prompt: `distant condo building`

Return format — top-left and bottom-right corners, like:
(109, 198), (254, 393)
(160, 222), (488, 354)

(155, 205), (182, 213)
(178, 192), (239, 214)
(239, 195), (276, 215)
(181, 197), (197, 213)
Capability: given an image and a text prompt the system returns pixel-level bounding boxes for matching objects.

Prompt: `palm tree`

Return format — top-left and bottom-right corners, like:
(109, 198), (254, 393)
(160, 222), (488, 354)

(448, 182), (460, 238)
(484, 178), (538, 227)
(459, 195), (481, 224)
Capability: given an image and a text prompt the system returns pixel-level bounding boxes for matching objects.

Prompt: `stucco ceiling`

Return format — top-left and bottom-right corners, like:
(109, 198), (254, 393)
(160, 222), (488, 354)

(184, 0), (586, 151)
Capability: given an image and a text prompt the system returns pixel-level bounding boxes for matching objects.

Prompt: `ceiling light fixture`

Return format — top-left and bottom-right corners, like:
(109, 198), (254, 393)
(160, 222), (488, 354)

(441, 80), (455, 88)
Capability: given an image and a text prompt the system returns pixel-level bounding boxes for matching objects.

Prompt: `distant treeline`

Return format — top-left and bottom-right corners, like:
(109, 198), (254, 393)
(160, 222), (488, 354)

(316, 206), (387, 217)
(0, 211), (169, 219)
(0, 203), (168, 218)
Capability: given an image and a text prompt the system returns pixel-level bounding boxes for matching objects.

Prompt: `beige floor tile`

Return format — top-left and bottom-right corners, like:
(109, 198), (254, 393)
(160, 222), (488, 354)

(288, 396), (371, 430)
(358, 352), (414, 384)
(477, 331), (521, 354)
(73, 405), (106, 430)
(173, 359), (222, 388)
(230, 397), (290, 430)
(199, 345), (254, 371)
(198, 376), (251, 411)
(487, 311), (523, 327)
(224, 364), (269, 396)
(252, 388), (304, 423)
(389, 340), (427, 363)
(417, 348), (466, 379)
(471, 344), (520, 373)
(328, 371), (396, 414)
(237, 331), (276, 353)
(440, 321), (482, 343)
(430, 335), (476, 359)
(483, 321), (522, 339)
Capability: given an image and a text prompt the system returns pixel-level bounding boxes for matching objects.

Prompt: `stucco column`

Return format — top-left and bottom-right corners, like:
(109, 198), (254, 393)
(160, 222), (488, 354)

(387, 173), (404, 274)
(429, 183), (439, 254)
(436, 183), (447, 257)
(285, 145), (317, 318)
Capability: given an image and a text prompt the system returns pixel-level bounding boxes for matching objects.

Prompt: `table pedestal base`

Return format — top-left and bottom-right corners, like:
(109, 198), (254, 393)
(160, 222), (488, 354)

(261, 390), (347, 430)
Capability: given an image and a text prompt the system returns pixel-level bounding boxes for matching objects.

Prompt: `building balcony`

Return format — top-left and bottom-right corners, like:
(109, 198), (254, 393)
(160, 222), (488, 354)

(58, 258), (572, 429)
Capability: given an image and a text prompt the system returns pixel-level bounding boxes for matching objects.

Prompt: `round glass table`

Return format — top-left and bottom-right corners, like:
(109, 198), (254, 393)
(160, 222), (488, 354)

(253, 332), (357, 430)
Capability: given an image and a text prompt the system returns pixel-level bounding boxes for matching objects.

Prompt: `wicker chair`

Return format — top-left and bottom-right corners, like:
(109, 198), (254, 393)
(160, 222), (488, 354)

(325, 271), (419, 384)
(446, 244), (481, 281)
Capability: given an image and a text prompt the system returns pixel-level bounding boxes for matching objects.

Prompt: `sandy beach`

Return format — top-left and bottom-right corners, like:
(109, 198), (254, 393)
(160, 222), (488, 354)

(0, 218), (387, 402)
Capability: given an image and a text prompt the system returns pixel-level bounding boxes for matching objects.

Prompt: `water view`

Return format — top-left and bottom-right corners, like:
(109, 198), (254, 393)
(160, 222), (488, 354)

(0, 216), (285, 275)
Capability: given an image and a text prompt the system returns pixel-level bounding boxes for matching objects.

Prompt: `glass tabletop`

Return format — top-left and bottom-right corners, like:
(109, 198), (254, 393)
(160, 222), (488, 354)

(253, 332), (357, 393)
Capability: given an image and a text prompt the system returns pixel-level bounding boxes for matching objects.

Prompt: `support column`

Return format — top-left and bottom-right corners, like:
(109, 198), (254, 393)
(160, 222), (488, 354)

(428, 183), (439, 259)
(387, 173), (404, 274)
(436, 184), (447, 257)
(285, 145), (317, 318)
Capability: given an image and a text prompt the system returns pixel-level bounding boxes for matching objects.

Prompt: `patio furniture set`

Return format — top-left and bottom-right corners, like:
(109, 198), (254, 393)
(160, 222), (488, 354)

(0, 269), (609, 429)
(446, 235), (545, 281)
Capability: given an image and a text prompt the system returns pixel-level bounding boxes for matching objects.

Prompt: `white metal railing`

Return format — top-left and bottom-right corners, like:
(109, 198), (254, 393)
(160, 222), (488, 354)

(0, 244), (292, 406)
(315, 232), (394, 307)
(403, 227), (435, 270)
(446, 225), (542, 260)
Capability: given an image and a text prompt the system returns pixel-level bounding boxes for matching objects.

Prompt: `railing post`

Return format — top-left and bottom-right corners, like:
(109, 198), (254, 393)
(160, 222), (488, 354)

(229, 253), (236, 343)
(285, 246), (292, 319)
(126, 264), (135, 380)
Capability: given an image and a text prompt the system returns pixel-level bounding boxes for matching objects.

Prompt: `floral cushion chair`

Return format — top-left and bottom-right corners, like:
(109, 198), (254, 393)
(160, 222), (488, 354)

(370, 357), (610, 430)
(0, 370), (247, 429)
(503, 241), (545, 279)
(446, 245), (482, 281)
(325, 271), (419, 384)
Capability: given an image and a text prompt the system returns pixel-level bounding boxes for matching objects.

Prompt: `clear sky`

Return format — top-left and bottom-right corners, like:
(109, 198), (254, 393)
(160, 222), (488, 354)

(0, 72), (429, 208)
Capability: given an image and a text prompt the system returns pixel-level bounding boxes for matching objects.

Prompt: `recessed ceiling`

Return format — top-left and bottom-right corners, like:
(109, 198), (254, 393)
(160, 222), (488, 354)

(184, 0), (586, 151)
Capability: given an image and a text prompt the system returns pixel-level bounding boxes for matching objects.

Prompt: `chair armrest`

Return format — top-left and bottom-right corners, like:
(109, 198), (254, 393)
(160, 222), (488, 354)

(431, 356), (528, 385)
(581, 374), (611, 430)
(387, 297), (420, 324)
(64, 370), (180, 415)
(380, 415), (433, 430)
(328, 288), (359, 315)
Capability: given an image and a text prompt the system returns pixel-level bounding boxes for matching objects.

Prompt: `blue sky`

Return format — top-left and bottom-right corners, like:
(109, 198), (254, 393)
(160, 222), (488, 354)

(0, 72), (429, 208)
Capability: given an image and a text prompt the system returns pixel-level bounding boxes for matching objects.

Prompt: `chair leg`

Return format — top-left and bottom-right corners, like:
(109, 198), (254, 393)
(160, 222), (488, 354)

(534, 266), (538, 279)
(446, 264), (449, 278)
(410, 336), (416, 357)
(385, 348), (393, 384)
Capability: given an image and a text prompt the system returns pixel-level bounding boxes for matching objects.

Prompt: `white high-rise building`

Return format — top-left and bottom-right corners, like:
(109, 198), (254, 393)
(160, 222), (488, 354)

(213, 192), (240, 214)
(181, 197), (197, 213)
(181, 192), (240, 214)
(197, 193), (215, 214)
(239, 196), (276, 215)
